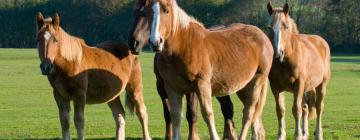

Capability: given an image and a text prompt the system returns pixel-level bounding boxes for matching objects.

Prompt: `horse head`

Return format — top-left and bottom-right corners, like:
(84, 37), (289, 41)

(267, 2), (293, 63)
(36, 12), (61, 75)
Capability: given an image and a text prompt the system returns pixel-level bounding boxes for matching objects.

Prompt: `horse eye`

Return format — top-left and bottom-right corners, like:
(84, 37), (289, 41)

(164, 9), (169, 14)
(282, 22), (289, 29)
(53, 38), (58, 43)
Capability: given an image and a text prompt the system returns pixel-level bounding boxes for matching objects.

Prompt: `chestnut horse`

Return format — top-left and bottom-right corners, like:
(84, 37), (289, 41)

(35, 12), (151, 140)
(267, 3), (330, 140)
(128, 4), (237, 139)
(130, 0), (273, 139)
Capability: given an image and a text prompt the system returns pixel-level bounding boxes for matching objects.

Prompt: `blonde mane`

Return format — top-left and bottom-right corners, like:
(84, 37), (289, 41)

(58, 28), (83, 64)
(288, 17), (299, 34)
(170, 0), (203, 34)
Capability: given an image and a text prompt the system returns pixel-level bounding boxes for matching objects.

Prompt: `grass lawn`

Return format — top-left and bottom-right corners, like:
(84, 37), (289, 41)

(0, 48), (359, 139)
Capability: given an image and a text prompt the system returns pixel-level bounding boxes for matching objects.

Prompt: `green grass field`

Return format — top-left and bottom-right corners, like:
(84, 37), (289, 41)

(0, 48), (359, 140)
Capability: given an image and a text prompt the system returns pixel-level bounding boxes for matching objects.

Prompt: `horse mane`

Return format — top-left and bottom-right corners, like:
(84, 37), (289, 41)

(58, 28), (84, 64)
(288, 17), (299, 34)
(170, 0), (204, 34)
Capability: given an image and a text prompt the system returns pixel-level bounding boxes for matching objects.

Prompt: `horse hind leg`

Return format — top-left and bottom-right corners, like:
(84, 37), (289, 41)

(216, 96), (237, 140)
(302, 90), (316, 140)
(314, 83), (327, 140)
(186, 93), (200, 140)
(108, 97), (126, 140)
(251, 79), (268, 140)
(196, 80), (220, 140)
(126, 88), (151, 140)
(238, 89), (264, 140)
(53, 90), (71, 140)
(237, 74), (265, 140)
(127, 61), (151, 140)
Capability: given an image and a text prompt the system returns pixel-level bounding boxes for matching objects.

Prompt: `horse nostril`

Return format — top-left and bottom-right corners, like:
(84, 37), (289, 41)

(40, 62), (54, 75)
(134, 40), (139, 47)
(159, 38), (163, 44)
(49, 64), (54, 70)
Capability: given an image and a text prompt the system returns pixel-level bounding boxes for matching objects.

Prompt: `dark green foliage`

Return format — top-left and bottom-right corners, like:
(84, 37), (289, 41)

(0, 0), (359, 53)
(0, 0), (135, 48)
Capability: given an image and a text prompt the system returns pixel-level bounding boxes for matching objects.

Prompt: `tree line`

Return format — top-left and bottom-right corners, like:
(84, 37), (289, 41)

(0, 0), (359, 53)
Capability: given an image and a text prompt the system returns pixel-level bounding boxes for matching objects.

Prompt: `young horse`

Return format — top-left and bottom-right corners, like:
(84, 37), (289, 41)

(128, 2), (237, 139)
(266, 3), (331, 140)
(130, 0), (273, 139)
(35, 12), (151, 140)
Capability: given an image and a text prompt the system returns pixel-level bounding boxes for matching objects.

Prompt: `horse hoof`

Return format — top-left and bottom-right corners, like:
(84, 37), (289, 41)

(277, 133), (286, 140)
(315, 136), (323, 140)
(302, 135), (309, 140)
(189, 135), (200, 140)
(294, 136), (303, 140)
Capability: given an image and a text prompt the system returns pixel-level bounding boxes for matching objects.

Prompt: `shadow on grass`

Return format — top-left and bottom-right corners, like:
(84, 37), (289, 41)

(331, 57), (360, 64)
(0, 137), (164, 140)
(354, 134), (360, 138)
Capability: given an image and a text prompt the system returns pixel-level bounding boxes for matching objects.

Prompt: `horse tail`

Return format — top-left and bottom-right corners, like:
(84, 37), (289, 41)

(304, 91), (317, 120)
(125, 91), (135, 114)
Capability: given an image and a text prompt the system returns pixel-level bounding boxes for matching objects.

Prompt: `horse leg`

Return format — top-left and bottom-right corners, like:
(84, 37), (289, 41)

(216, 96), (237, 140)
(186, 93), (200, 140)
(53, 90), (71, 140)
(238, 90), (263, 140)
(165, 84), (183, 140)
(315, 83), (327, 140)
(292, 80), (305, 140)
(272, 87), (286, 140)
(250, 79), (268, 140)
(127, 58), (151, 140)
(162, 97), (172, 140)
(108, 97), (126, 140)
(155, 63), (172, 140)
(237, 75), (263, 140)
(196, 80), (219, 140)
(302, 91), (315, 140)
(73, 89), (86, 140)
(127, 88), (151, 140)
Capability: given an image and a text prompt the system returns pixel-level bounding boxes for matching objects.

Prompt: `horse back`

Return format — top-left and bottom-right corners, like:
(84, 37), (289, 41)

(207, 23), (273, 72)
(96, 41), (131, 60)
(300, 35), (330, 61)
(204, 24), (273, 94)
(297, 34), (331, 88)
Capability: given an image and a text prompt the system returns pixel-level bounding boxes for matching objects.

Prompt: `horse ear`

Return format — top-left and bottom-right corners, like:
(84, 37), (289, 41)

(136, 0), (146, 7)
(36, 12), (44, 29)
(283, 3), (289, 15)
(52, 13), (60, 30)
(267, 1), (273, 15)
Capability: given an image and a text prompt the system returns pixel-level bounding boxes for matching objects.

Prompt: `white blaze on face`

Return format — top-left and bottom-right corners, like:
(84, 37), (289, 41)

(44, 31), (52, 46)
(43, 31), (52, 58)
(150, 2), (161, 45)
(273, 21), (282, 58)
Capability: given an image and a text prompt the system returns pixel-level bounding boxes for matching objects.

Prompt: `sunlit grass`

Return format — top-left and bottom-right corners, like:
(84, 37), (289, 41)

(0, 48), (359, 139)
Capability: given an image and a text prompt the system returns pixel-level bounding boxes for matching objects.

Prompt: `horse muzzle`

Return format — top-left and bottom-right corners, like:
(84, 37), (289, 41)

(40, 62), (54, 75)
(274, 50), (285, 63)
(128, 37), (141, 54)
(149, 38), (164, 52)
